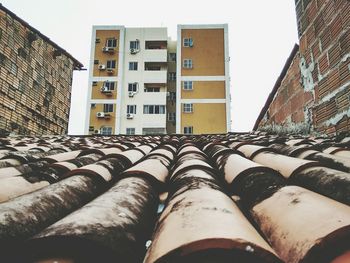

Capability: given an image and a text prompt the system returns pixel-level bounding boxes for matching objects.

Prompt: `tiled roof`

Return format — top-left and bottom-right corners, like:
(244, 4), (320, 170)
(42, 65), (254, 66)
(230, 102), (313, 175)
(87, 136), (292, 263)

(0, 133), (349, 262)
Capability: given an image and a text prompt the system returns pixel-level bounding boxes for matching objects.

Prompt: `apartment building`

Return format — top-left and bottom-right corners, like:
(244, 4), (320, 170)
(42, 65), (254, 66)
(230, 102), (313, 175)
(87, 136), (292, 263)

(0, 4), (83, 135)
(86, 24), (230, 135)
(177, 24), (231, 134)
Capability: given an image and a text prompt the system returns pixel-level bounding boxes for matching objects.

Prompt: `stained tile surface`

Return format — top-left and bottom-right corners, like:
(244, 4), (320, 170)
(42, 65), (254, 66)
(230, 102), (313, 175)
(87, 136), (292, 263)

(0, 133), (349, 263)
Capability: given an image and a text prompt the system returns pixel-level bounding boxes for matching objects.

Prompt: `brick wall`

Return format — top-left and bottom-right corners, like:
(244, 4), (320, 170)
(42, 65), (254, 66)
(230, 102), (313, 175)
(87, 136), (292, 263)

(257, 0), (350, 135)
(0, 6), (81, 135)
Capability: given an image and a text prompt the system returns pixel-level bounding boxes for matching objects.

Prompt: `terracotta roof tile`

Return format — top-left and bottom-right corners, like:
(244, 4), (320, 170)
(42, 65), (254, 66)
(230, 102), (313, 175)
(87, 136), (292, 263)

(251, 185), (350, 263)
(28, 176), (159, 263)
(0, 134), (348, 262)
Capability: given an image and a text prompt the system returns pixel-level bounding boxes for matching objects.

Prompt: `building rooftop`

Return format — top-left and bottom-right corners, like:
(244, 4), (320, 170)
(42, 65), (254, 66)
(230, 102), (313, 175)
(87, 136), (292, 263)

(0, 132), (349, 262)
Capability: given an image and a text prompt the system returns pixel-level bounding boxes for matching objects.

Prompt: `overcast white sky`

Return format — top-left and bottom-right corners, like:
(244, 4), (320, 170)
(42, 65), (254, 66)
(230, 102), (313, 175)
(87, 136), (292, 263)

(2, 0), (299, 134)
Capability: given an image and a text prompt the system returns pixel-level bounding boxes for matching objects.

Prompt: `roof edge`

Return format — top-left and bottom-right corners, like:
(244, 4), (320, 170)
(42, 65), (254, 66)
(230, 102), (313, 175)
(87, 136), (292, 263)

(253, 44), (299, 131)
(0, 4), (84, 70)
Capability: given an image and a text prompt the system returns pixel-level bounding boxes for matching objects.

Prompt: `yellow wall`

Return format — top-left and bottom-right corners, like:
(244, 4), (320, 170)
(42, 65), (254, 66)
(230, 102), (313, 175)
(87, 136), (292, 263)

(91, 81), (117, 100)
(181, 81), (226, 99)
(181, 103), (226, 134)
(89, 103), (116, 132)
(181, 29), (225, 76)
(93, 30), (120, 77)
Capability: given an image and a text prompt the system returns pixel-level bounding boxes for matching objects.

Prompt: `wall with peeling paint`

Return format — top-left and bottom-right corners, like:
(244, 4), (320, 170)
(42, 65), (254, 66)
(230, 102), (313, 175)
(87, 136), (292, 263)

(257, 0), (350, 135)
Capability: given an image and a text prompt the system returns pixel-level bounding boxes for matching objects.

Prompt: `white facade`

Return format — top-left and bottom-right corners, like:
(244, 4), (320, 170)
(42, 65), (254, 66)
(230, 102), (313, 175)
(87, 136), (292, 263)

(120, 28), (168, 135)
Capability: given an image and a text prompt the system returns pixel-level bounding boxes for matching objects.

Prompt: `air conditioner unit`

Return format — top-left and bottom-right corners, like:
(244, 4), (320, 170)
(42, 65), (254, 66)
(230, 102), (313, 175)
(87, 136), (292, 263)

(126, 113), (134, 119)
(106, 68), (114, 74)
(128, 91), (134, 97)
(102, 47), (115, 52)
(130, 48), (138, 54)
(96, 112), (105, 118)
(98, 64), (106, 70)
(101, 86), (111, 93)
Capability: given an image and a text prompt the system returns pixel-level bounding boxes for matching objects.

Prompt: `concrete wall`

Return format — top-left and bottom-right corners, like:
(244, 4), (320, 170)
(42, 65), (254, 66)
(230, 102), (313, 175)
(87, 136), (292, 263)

(257, 0), (350, 135)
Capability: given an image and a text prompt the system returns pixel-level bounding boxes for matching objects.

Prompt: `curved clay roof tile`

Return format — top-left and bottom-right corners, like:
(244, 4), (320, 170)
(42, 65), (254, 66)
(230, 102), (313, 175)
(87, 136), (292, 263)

(40, 150), (82, 163)
(251, 185), (350, 263)
(121, 158), (169, 185)
(238, 144), (275, 159)
(144, 187), (282, 263)
(27, 177), (159, 263)
(252, 152), (319, 178)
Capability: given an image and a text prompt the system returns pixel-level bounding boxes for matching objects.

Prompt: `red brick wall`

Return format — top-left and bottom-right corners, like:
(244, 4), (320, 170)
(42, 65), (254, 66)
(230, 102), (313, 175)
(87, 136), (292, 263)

(258, 52), (314, 133)
(258, 0), (350, 135)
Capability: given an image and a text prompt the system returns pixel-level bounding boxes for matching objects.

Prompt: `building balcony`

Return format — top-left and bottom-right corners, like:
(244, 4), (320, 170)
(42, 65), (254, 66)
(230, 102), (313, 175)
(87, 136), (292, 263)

(142, 114), (167, 128)
(142, 91), (167, 104)
(143, 49), (167, 62)
(143, 70), (167, 83)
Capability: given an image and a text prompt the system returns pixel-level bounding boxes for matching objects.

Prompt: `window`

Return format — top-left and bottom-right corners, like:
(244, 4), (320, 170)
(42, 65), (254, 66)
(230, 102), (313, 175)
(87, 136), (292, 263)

(183, 103), (193, 113)
(143, 105), (166, 114)
(91, 103), (96, 108)
(129, 62), (138, 70)
(183, 81), (193, 90)
(127, 105), (137, 114)
(167, 92), (176, 100)
(169, 53), (176, 61)
(95, 38), (100, 43)
(168, 112), (176, 121)
(183, 38), (193, 47)
(130, 40), (140, 50)
(184, 126), (193, 134)
(169, 72), (176, 81)
(94, 60), (99, 65)
(128, 83), (138, 92)
(183, 59), (193, 69)
(144, 87), (160, 92)
(103, 81), (115, 91)
(101, 126), (112, 135)
(107, 60), (116, 69)
(126, 128), (135, 135)
(106, 38), (117, 47)
(103, 104), (114, 113)
(145, 40), (166, 49)
(92, 81), (98, 86)
(145, 63), (161, 71)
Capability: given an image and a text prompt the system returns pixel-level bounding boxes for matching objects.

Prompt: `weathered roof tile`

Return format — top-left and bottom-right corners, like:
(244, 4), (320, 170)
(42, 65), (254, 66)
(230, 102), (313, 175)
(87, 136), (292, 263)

(0, 134), (348, 262)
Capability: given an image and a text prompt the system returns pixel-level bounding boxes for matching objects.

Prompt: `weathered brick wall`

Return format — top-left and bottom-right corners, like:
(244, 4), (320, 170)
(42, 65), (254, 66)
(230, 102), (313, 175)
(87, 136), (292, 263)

(0, 8), (76, 135)
(258, 0), (350, 135)
(258, 50), (315, 134)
